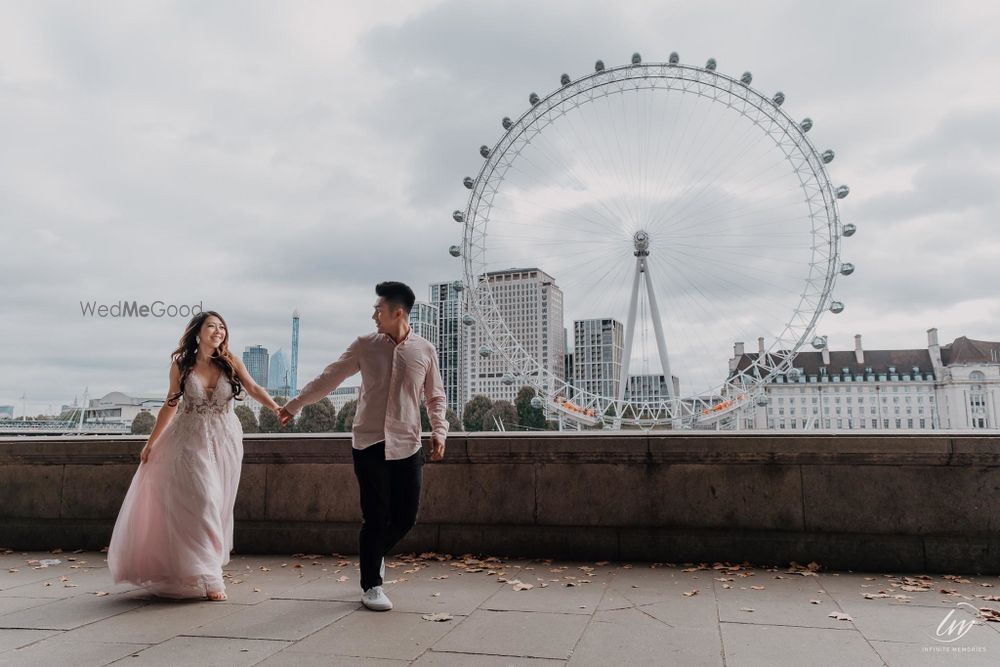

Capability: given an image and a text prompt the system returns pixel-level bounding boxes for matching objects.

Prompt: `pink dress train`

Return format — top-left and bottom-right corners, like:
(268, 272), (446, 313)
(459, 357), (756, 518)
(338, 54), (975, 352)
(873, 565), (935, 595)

(108, 372), (244, 598)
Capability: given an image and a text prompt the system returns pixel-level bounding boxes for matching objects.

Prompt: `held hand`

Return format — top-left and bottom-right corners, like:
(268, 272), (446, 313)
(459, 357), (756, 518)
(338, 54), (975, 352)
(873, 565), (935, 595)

(140, 441), (153, 464)
(277, 407), (293, 427)
(429, 434), (446, 461)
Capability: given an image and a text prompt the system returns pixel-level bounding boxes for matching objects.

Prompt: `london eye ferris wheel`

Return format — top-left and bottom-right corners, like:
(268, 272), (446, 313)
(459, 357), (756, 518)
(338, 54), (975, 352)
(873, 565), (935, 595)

(448, 53), (855, 429)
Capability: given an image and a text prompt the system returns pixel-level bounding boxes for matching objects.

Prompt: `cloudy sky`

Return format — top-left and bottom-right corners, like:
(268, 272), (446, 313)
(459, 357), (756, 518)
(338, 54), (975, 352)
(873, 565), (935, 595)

(1, 0), (998, 415)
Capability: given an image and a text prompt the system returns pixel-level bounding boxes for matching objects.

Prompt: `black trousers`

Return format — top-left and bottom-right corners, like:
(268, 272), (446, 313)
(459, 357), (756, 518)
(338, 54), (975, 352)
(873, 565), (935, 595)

(351, 441), (424, 591)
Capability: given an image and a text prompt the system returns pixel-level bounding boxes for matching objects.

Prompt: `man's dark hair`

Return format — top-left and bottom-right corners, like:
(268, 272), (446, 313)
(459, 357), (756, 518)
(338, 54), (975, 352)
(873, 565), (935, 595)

(375, 281), (416, 314)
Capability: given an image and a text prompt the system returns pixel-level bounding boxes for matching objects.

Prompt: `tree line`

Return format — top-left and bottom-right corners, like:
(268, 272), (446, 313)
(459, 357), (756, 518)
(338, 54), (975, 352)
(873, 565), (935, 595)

(132, 385), (551, 435)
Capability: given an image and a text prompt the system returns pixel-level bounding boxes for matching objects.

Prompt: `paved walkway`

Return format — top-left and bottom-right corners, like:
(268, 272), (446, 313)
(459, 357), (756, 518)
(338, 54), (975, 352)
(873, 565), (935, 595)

(1, 550), (999, 665)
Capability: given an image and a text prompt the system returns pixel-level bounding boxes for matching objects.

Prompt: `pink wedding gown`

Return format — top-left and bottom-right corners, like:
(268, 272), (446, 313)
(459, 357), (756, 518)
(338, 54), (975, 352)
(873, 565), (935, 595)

(108, 371), (244, 598)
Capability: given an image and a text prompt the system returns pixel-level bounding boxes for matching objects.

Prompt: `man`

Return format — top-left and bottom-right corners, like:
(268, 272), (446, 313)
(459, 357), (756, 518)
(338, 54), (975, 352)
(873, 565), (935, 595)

(278, 281), (448, 611)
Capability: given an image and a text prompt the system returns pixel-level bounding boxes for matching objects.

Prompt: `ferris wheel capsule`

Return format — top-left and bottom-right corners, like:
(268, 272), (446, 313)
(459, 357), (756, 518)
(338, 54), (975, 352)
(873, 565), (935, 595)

(787, 367), (801, 380)
(463, 176), (474, 189)
(705, 58), (717, 70)
(631, 52), (642, 65)
(669, 52), (679, 65)
(740, 71), (753, 85)
(835, 185), (850, 199)
(529, 92), (540, 106)
(451, 280), (465, 292)
(772, 91), (785, 106)
(452, 210), (464, 223)
(595, 59), (605, 72)
(479, 345), (492, 358)
(560, 73), (571, 86)
(479, 145), (490, 158)
(800, 118), (813, 132)
(448, 245), (461, 258)
(839, 262), (855, 275)
(530, 396), (544, 409)
(821, 149), (835, 163)
(812, 335), (828, 349)
(502, 116), (512, 130)
(829, 301), (845, 314)
(462, 314), (475, 326)
(501, 373), (515, 386)
(755, 394), (770, 407)
(842, 223), (857, 237)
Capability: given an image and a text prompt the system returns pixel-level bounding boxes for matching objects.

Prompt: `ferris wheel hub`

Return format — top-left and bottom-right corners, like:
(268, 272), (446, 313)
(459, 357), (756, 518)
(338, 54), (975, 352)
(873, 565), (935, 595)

(632, 230), (651, 256)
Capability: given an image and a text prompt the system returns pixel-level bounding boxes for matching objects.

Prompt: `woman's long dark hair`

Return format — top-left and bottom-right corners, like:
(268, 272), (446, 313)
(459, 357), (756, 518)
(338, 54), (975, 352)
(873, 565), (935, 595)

(167, 311), (244, 406)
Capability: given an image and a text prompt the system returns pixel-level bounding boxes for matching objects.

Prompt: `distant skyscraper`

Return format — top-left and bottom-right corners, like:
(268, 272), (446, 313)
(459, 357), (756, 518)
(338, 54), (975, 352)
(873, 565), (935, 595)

(291, 310), (300, 398)
(625, 374), (679, 403)
(430, 281), (465, 416)
(573, 318), (624, 402)
(466, 268), (564, 405)
(268, 348), (290, 397)
(410, 302), (439, 344)
(242, 345), (269, 388)
(328, 386), (361, 413)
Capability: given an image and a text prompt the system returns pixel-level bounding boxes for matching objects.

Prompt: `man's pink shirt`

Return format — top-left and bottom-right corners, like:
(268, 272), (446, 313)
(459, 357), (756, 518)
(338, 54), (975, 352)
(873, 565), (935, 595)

(285, 331), (449, 460)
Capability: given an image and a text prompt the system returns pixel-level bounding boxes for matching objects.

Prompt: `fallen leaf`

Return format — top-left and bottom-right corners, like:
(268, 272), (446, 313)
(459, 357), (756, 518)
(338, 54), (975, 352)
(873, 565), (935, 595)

(810, 599), (821, 604)
(683, 590), (698, 597)
(740, 607), (754, 612)
(421, 612), (454, 622)
(337, 576), (348, 583)
(979, 608), (1000, 622)
(828, 612), (854, 622)
(750, 585), (765, 590)
(513, 582), (534, 591)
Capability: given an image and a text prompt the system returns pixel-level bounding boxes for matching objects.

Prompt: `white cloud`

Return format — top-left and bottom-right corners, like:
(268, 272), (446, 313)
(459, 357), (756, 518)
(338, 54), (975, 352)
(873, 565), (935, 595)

(1, 0), (998, 413)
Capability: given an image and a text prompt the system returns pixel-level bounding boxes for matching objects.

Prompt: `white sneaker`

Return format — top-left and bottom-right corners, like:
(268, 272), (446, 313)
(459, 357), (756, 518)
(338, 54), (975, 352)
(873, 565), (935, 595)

(362, 585), (393, 611)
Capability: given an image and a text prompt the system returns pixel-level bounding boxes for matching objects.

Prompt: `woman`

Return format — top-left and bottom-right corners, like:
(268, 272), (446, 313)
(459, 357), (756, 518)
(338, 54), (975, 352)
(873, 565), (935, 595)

(108, 311), (280, 601)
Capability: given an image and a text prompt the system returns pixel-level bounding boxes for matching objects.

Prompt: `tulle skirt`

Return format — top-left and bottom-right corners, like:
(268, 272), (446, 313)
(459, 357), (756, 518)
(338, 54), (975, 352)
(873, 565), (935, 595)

(108, 410), (243, 598)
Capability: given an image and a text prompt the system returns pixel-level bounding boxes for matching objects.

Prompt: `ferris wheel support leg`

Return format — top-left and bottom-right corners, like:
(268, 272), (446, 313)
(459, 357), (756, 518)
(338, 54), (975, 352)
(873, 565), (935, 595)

(615, 257), (644, 430)
(640, 260), (675, 401)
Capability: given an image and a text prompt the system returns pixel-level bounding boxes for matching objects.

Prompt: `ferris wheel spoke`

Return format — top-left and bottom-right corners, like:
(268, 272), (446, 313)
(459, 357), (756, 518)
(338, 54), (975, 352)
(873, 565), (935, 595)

(654, 247), (807, 320)
(642, 96), (751, 229)
(650, 114), (774, 230)
(668, 161), (806, 233)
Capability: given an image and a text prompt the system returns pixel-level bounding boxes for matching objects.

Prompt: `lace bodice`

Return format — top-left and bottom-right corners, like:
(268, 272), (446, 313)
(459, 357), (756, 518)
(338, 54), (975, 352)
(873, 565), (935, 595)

(179, 371), (235, 416)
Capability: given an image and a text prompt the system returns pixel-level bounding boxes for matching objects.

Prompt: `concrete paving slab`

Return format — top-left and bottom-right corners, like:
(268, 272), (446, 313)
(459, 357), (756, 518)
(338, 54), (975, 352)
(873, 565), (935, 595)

(568, 606), (724, 667)
(124, 636), (290, 666)
(291, 609), (459, 661)
(186, 598), (356, 641)
(432, 609), (590, 660)
(720, 622), (884, 667)
(0, 637), (147, 666)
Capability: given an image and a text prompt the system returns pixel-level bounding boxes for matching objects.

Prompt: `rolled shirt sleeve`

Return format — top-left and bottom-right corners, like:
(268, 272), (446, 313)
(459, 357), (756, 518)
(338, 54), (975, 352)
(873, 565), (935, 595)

(423, 349), (449, 440)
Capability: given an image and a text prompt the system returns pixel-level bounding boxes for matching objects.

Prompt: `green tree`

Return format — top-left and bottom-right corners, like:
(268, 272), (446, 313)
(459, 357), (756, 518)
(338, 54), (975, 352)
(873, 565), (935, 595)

(130, 411), (155, 435)
(481, 400), (517, 431)
(462, 395), (493, 432)
(515, 386), (547, 430)
(420, 405), (463, 432)
(259, 395), (288, 433)
(234, 404), (259, 433)
(446, 408), (462, 432)
(335, 399), (357, 432)
(297, 397), (338, 433)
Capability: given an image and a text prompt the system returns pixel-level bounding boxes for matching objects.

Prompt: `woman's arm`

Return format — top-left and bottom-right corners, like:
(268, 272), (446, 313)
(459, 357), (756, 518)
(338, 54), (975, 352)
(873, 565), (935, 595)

(232, 356), (281, 414)
(140, 362), (181, 463)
